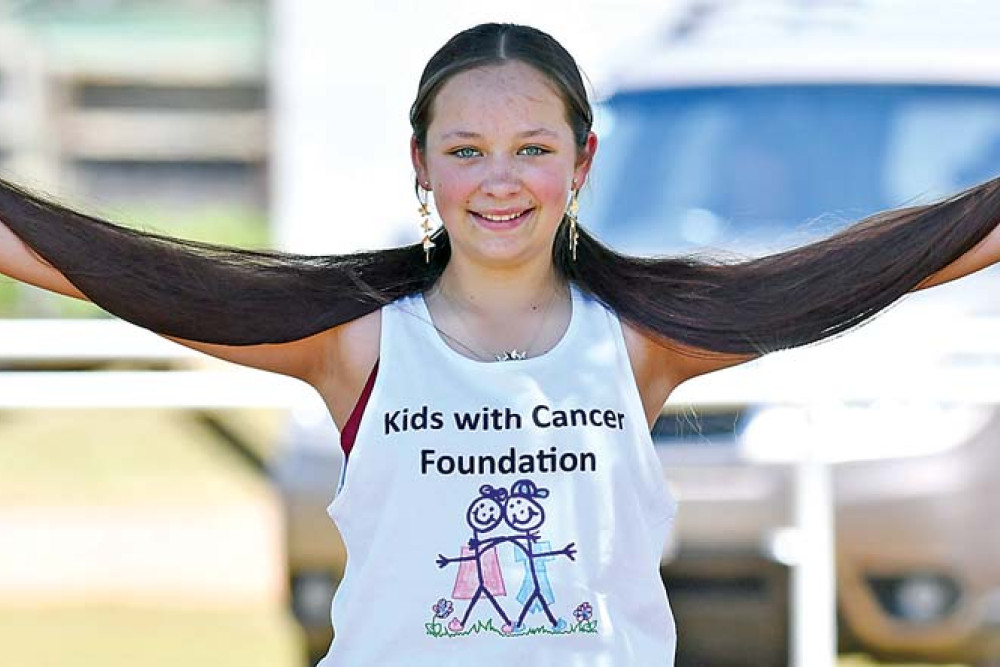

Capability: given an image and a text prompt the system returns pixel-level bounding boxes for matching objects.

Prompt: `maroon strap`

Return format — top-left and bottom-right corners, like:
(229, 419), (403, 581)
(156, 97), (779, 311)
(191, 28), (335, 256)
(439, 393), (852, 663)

(340, 359), (379, 460)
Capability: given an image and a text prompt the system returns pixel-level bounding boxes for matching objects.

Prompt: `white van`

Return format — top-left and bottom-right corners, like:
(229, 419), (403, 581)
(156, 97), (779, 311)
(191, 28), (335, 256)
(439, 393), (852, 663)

(584, 1), (1000, 665)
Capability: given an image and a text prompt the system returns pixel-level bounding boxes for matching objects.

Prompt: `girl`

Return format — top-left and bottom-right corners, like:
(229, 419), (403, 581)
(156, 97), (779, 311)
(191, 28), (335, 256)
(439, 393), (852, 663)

(1, 22), (999, 666)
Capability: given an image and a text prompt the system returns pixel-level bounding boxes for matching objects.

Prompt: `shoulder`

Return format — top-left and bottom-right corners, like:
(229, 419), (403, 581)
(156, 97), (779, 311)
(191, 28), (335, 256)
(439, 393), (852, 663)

(313, 307), (382, 428)
(333, 307), (382, 372)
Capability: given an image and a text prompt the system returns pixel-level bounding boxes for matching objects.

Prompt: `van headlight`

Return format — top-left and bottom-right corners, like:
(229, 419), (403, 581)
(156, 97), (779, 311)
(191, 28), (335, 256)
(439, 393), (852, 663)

(867, 573), (961, 624)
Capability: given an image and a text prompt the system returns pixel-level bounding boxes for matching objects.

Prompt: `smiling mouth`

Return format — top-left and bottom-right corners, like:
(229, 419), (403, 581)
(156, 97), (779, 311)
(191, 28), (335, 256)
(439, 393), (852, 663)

(512, 508), (538, 526)
(470, 208), (535, 227)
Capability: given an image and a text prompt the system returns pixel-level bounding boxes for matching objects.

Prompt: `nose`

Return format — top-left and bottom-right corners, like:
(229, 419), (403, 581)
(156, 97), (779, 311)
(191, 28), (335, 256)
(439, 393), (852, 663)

(480, 156), (521, 199)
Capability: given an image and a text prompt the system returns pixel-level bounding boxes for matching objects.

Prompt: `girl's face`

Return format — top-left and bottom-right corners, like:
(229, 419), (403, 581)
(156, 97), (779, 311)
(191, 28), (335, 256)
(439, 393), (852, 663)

(412, 61), (596, 269)
(466, 496), (503, 533)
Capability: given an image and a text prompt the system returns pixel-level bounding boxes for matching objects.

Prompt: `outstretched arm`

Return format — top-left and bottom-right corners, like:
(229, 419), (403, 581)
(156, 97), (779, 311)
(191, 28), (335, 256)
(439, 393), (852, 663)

(436, 552), (476, 568)
(622, 176), (1000, 406)
(0, 215), (332, 386)
(0, 175), (410, 348)
(0, 174), (392, 429)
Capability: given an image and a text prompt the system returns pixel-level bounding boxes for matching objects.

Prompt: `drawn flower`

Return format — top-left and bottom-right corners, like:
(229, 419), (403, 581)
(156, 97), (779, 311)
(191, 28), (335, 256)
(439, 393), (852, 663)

(574, 602), (593, 623)
(432, 598), (454, 619)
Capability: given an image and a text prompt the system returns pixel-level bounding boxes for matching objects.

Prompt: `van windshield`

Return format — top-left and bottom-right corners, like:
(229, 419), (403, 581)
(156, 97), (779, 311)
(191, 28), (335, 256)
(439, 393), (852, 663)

(585, 85), (1000, 255)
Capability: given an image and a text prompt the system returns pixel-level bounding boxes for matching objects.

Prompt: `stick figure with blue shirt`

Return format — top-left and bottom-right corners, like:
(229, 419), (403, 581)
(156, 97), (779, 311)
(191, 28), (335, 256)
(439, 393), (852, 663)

(491, 479), (577, 633)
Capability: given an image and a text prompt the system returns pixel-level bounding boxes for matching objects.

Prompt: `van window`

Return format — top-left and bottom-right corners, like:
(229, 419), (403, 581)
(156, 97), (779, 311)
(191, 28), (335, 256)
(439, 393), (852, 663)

(586, 85), (1000, 255)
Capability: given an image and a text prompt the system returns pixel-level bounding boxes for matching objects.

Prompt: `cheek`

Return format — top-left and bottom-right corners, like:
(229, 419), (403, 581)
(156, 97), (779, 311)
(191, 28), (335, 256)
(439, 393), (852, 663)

(530, 167), (570, 208)
(429, 163), (477, 209)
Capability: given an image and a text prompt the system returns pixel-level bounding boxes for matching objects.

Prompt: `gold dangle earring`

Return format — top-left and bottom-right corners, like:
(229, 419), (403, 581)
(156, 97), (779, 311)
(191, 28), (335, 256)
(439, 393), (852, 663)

(566, 181), (581, 261)
(418, 182), (435, 264)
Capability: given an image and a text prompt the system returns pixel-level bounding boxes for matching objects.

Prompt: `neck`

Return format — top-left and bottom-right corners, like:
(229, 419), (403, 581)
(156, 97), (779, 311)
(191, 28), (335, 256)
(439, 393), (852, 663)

(423, 256), (573, 363)
(434, 256), (566, 314)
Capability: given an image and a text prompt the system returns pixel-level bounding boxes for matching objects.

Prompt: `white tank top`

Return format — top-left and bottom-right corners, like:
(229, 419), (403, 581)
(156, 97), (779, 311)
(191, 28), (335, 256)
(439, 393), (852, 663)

(319, 283), (678, 666)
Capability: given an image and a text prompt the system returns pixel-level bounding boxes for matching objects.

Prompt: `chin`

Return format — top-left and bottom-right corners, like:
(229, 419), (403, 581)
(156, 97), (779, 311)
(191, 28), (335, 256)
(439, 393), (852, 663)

(446, 225), (558, 268)
(465, 243), (547, 269)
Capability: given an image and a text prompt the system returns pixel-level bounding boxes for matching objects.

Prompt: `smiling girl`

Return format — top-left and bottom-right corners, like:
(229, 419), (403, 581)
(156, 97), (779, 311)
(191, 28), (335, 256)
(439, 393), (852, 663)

(1, 22), (1000, 666)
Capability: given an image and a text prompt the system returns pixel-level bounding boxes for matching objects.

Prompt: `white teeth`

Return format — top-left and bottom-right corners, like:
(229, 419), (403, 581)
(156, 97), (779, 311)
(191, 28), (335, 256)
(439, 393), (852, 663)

(478, 210), (526, 222)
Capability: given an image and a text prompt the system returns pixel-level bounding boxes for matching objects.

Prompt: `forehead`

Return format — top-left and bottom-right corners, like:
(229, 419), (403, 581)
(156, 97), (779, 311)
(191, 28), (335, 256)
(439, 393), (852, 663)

(430, 62), (569, 140)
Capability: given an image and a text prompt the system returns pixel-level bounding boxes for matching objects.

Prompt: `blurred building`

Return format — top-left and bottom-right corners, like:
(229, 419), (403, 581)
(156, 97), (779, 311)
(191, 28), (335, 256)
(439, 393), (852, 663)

(0, 0), (267, 210)
(0, 0), (268, 315)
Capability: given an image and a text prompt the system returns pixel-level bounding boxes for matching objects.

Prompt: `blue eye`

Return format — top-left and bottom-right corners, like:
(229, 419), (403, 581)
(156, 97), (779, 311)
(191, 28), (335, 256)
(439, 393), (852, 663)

(451, 147), (480, 159)
(520, 145), (549, 156)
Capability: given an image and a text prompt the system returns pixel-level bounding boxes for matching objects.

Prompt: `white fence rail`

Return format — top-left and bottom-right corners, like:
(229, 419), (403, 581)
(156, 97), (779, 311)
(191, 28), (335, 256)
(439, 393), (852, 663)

(0, 319), (317, 408)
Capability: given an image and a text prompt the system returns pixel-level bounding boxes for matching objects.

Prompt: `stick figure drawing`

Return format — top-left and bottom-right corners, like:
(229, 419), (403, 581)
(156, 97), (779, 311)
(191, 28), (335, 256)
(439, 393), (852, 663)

(434, 479), (580, 637)
(501, 479), (576, 633)
(436, 485), (514, 633)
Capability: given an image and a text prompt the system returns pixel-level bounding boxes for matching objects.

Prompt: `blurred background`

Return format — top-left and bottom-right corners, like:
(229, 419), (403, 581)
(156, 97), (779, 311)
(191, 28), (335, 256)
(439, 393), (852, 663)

(1, 0), (999, 666)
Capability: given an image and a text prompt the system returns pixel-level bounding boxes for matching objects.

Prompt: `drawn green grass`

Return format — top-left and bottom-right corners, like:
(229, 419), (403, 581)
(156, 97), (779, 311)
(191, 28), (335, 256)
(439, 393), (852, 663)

(426, 615), (598, 638)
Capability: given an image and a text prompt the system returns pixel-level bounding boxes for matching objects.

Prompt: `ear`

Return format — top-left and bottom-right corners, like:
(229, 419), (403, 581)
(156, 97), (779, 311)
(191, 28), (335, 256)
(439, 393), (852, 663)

(410, 135), (430, 190)
(572, 131), (598, 189)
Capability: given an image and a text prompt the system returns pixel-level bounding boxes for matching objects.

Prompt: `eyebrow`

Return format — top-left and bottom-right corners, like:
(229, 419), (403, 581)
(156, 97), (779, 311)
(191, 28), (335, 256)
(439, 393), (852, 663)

(439, 128), (559, 141)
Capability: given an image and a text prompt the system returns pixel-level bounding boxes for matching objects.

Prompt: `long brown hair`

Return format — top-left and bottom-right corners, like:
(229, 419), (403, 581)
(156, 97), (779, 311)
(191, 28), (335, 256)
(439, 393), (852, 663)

(1, 23), (999, 354)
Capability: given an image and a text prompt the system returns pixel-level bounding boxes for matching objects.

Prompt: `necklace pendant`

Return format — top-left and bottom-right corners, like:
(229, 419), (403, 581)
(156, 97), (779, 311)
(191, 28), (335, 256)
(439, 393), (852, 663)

(495, 349), (527, 362)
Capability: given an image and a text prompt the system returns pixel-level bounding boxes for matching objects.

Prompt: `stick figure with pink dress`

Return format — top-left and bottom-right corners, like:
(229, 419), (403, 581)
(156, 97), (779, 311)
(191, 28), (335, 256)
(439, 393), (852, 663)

(436, 484), (515, 633)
